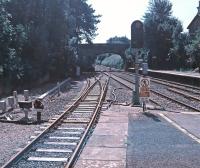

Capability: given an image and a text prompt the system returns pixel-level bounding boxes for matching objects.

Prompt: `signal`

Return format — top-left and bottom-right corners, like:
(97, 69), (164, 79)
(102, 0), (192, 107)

(131, 20), (144, 49)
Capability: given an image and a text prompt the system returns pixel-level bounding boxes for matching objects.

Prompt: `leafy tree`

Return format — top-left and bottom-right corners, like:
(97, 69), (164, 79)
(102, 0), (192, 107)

(185, 29), (200, 71)
(107, 36), (130, 44)
(0, 0), (100, 92)
(144, 0), (183, 69)
(169, 29), (189, 70)
(69, 0), (100, 43)
(0, 0), (25, 86)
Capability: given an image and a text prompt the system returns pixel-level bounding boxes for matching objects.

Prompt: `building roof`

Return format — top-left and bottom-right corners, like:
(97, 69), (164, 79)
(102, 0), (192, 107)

(187, 14), (200, 29)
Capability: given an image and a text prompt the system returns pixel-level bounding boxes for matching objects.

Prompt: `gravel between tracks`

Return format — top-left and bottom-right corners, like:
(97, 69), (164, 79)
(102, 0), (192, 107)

(0, 77), (86, 167)
(0, 73), (132, 167)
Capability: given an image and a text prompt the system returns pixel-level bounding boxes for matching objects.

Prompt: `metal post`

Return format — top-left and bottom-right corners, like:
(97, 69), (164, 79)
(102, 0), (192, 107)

(132, 50), (140, 106)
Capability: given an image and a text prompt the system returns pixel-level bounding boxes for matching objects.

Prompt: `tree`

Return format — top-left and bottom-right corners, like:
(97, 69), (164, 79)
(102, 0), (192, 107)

(69, 0), (100, 44)
(169, 26), (189, 70)
(0, 0), (100, 89)
(185, 29), (200, 71)
(107, 36), (130, 44)
(144, 0), (183, 69)
(0, 0), (25, 86)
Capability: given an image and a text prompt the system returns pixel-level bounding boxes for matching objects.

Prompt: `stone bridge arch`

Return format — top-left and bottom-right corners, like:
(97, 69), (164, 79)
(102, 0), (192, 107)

(78, 43), (129, 68)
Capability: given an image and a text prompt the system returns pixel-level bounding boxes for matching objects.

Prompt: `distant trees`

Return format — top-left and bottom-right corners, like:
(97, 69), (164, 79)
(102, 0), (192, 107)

(107, 36), (130, 44)
(0, 0), (100, 90)
(144, 0), (188, 70)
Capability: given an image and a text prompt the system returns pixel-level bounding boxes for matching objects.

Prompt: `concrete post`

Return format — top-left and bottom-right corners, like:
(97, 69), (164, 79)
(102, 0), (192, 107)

(8, 96), (15, 109)
(0, 101), (6, 112)
(13, 91), (18, 107)
(24, 109), (29, 121)
(24, 90), (29, 101)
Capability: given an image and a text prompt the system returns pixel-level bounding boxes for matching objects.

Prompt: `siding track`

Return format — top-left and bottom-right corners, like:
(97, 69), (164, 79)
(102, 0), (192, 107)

(2, 76), (109, 168)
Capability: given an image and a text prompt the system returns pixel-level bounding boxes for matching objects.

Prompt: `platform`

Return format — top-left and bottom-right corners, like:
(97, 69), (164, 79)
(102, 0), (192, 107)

(129, 68), (200, 86)
(75, 105), (131, 168)
(75, 105), (200, 168)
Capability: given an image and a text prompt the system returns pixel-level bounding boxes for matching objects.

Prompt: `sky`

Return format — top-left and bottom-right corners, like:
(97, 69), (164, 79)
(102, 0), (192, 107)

(88, 0), (200, 43)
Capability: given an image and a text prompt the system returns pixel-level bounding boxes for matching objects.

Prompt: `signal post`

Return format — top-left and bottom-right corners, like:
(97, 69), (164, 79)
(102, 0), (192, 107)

(131, 20), (144, 106)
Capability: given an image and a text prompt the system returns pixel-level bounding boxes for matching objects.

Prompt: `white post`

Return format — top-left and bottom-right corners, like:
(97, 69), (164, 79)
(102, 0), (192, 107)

(8, 96), (15, 109)
(0, 101), (6, 112)
(13, 91), (18, 107)
(24, 90), (29, 101)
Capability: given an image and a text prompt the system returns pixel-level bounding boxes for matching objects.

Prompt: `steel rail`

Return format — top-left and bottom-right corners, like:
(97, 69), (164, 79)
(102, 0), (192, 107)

(107, 72), (200, 112)
(1, 79), (97, 168)
(112, 72), (200, 103)
(104, 72), (159, 106)
(65, 77), (110, 168)
(167, 88), (200, 102)
(121, 71), (200, 94)
(119, 72), (200, 110)
(115, 72), (200, 110)
(152, 90), (200, 112)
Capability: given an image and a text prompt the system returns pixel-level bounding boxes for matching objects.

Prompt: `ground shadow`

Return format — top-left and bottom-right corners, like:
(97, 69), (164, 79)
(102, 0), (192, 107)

(143, 112), (161, 122)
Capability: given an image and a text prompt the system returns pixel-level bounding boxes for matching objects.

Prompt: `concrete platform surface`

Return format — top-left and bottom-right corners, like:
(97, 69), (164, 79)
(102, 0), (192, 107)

(127, 111), (200, 168)
(164, 112), (200, 138)
(75, 105), (200, 168)
(75, 105), (136, 168)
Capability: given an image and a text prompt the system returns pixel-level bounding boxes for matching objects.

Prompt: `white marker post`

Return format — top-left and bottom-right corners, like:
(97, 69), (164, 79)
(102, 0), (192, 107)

(13, 91), (18, 108)
(0, 101), (6, 112)
(8, 96), (15, 109)
(24, 90), (29, 101)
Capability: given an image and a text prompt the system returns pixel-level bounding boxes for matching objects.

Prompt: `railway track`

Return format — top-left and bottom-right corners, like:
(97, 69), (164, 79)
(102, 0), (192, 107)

(98, 65), (200, 96)
(118, 72), (200, 109)
(107, 72), (200, 112)
(0, 78), (71, 123)
(2, 76), (109, 168)
(120, 71), (200, 97)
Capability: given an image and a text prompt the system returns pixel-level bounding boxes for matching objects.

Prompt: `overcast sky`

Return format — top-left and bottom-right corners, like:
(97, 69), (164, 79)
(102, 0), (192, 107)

(88, 0), (199, 43)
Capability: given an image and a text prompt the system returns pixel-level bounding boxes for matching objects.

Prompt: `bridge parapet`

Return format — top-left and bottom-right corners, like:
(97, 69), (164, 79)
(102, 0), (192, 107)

(79, 43), (129, 59)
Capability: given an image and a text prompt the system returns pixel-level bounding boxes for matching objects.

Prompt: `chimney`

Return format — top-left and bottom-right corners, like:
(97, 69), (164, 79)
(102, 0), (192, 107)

(198, 1), (200, 15)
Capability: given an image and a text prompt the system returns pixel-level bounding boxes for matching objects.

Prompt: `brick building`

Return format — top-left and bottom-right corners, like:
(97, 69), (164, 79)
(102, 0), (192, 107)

(187, 1), (200, 35)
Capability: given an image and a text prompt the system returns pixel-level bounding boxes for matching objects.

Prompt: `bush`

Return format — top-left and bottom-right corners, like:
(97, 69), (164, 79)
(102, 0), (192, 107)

(101, 54), (124, 69)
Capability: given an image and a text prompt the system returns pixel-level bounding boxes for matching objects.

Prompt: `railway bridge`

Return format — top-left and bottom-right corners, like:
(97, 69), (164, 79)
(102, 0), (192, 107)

(78, 43), (129, 68)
